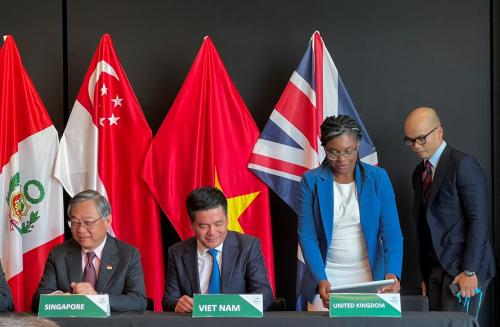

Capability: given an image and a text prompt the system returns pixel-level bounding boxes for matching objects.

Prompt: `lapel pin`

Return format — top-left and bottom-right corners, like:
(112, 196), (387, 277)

(106, 265), (113, 270)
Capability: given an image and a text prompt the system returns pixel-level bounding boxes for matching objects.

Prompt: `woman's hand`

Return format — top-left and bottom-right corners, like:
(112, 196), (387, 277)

(319, 280), (331, 308)
(378, 274), (400, 293)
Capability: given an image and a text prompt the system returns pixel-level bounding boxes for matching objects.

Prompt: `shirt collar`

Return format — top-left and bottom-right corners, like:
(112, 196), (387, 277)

(82, 236), (107, 260)
(427, 140), (447, 168)
(197, 240), (224, 256)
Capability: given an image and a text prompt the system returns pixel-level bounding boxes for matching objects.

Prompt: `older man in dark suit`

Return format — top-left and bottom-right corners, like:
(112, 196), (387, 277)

(32, 190), (147, 312)
(404, 107), (496, 318)
(163, 186), (272, 312)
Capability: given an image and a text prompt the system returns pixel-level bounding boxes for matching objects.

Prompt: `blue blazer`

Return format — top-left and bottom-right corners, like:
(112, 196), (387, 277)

(298, 162), (403, 301)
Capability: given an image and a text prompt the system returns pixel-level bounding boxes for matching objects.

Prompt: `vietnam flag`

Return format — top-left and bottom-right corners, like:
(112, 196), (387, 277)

(0, 35), (64, 311)
(54, 34), (164, 311)
(142, 37), (275, 290)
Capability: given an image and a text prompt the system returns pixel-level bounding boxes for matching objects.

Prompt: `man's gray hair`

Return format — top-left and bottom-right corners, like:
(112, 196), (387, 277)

(67, 190), (111, 218)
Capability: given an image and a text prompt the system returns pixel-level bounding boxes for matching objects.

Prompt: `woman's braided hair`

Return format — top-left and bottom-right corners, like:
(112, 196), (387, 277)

(320, 115), (366, 189)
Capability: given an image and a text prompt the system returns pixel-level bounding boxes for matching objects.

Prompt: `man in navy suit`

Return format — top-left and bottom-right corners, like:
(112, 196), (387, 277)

(404, 107), (496, 317)
(163, 186), (272, 312)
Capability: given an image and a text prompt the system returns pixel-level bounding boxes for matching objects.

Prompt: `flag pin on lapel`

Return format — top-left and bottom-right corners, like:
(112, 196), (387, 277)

(106, 265), (112, 270)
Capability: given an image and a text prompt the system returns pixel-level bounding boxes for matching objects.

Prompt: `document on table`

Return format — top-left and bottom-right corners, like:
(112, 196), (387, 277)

(329, 279), (395, 293)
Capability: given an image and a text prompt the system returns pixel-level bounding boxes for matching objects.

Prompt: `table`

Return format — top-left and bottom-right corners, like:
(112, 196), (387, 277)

(45, 311), (478, 327)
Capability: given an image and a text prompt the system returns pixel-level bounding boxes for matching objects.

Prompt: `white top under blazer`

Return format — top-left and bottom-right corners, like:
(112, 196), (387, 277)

(324, 181), (373, 285)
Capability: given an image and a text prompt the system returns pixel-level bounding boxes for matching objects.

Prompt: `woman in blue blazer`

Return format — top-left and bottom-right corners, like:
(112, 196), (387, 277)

(298, 115), (403, 310)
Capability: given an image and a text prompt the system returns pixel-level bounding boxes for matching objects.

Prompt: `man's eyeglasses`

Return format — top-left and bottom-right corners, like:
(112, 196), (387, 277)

(403, 126), (439, 146)
(325, 148), (358, 160)
(67, 217), (103, 229)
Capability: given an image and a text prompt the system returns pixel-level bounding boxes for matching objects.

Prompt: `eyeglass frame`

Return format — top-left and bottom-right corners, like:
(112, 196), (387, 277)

(67, 217), (104, 229)
(403, 126), (440, 146)
(324, 147), (359, 160)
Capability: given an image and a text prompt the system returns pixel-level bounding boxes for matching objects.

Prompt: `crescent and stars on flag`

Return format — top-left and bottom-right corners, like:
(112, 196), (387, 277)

(213, 168), (260, 234)
(88, 60), (123, 127)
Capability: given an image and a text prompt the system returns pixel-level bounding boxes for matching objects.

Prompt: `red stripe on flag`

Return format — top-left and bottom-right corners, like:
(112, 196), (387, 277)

(0, 36), (54, 168)
(8, 235), (63, 312)
(275, 82), (318, 150)
(250, 153), (309, 178)
(313, 32), (324, 136)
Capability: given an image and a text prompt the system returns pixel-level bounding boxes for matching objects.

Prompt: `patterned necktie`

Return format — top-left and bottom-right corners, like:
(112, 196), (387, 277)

(421, 160), (433, 201)
(207, 248), (221, 294)
(83, 251), (97, 289)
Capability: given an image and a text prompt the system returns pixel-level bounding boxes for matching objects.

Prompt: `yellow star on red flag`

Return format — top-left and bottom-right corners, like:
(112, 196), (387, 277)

(214, 168), (259, 233)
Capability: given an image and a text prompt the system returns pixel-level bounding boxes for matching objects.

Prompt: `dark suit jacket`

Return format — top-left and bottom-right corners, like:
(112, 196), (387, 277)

(0, 260), (13, 312)
(163, 231), (273, 311)
(412, 145), (496, 282)
(32, 234), (147, 312)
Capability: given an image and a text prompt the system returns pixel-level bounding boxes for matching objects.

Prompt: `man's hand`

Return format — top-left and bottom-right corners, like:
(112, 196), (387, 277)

(70, 282), (97, 295)
(453, 272), (478, 298)
(318, 280), (331, 308)
(50, 290), (71, 295)
(175, 295), (194, 313)
(378, 274), (401, 293)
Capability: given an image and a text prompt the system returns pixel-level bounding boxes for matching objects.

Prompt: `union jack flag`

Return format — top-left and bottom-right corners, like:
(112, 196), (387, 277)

(248, 31), (378, 309)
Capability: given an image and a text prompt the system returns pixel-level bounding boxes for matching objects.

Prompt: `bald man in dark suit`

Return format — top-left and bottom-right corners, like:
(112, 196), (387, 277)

(404, 107), (496, 318)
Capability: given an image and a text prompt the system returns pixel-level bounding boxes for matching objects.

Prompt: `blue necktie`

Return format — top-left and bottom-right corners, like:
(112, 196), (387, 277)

(207, 248), (221, 294)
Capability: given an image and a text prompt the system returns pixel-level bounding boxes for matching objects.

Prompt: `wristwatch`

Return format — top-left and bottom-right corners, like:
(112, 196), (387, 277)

(463, 270), (476, 277)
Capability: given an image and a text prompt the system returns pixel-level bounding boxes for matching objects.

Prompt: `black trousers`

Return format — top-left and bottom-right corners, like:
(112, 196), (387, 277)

(426, 265), (490, 319)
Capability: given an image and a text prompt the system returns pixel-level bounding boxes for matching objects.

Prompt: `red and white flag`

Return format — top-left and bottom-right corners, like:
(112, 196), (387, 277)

(54, 34), (164, 311)
(0, 35), (64, 311)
